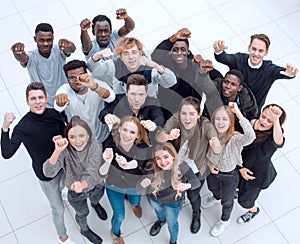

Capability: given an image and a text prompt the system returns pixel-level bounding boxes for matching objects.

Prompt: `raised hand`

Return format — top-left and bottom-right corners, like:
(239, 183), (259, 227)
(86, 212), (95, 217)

(115, 153), (128, 169)
(193, 54), (214, 72)
(213, 40), (228, 53)
(80, 18), (92, 31)
(140, 178), (152, 188)
(116, 8), (129, 19)
(104, 114), (120, 125)
(177, 182), (192, 192)
(11, 42), (28, 63)
(140, 120), (157, 131)
(2, 112), (16, 132)
(103, 148), (114, 163)
(11, 42), (25, 55)
(55, 94), (70, 107)
(52, 135), (68, 153)
(169, 128), (180, 140)
(209, 136), (222, 153)
(170, 28), (191, 42)
(58, 39), (76, 54)
(281, 63), (298, 77)
(71, 181), (83, 193)
(92, 48), (113, 62)
(269, 105), (283, 121)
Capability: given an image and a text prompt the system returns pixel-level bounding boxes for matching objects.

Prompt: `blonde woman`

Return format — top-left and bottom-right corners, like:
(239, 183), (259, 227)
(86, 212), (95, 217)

(138, 142), (200, 244)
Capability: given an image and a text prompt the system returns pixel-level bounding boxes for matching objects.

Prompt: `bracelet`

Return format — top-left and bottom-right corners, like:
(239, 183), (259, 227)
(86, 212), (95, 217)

(90, 83), (99, 91)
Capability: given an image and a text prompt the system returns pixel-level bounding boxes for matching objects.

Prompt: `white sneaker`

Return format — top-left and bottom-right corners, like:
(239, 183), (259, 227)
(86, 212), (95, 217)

(210, 220), (230, 237)
(61, 187), (68, 201)
(201, 195), (220, 209)
(58, 237), (77, 244)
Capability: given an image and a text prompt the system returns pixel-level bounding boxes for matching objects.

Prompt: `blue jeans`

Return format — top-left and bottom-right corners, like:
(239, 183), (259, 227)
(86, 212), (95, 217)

(106, 186), (141, 236)
(148, 196), (181, 243)
(39, 170), (67, 238)
(68, 183), (105, 231)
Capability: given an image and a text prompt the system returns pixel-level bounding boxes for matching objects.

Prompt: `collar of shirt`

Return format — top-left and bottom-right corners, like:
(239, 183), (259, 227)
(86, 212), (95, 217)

(248, 58), (263, 69)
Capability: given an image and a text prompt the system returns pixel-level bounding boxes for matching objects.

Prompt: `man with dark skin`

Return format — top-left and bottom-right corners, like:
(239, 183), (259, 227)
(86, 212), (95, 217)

(80, 8), (135, 61)
(11, 23), (76, 108)
(212, 69), (258, 132)
(151, 28), (223, 120)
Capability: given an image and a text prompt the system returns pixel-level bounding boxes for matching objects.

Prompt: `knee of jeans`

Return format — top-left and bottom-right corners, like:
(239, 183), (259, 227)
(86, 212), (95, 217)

(187, 190), (200, 203)
(114, 212), (125, 223)
(51, 205), (65, 216)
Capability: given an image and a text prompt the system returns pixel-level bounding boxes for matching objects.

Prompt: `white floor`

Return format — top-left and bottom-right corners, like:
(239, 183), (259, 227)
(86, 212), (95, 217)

(1, 0), (300, 243)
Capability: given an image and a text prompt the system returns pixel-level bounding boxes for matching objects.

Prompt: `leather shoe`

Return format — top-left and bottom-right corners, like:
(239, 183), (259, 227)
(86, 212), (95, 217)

(81, 227), (103, 244)
(190, 210), (201, 234)
(91, 203), (107, 220)
(131, 203), (142, 218)
(150, 219), (166, 236)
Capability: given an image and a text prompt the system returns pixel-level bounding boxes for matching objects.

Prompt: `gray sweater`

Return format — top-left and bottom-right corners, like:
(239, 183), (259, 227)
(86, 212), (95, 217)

(208, 118), (256, 172)
(43, 138), (104, 191)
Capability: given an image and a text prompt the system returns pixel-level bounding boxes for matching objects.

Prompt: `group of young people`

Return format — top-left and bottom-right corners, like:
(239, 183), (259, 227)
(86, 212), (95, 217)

(1, 7), (298, 244)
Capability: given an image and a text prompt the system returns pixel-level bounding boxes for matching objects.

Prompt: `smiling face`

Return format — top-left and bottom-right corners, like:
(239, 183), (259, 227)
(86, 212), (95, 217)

(26, 89), (48, 114)
(248, 38), (268, 66)
(118, 121), (140, 149)
(34, 31), (54, 58)
(256, 108), (274, 131)
(120, 45), (143, 72)
(67, 125), (89, 151)
(154, 149), (174, 170)
(179, 104), (200, 130)
(221, 74), (242, 102)
(214, 109), (231, 136)
(170, 41), (189, 68)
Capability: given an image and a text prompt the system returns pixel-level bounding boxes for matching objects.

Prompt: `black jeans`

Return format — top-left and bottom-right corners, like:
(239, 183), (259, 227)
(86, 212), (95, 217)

(186, 173), (204, 212)
(68, 183), (105, 231)
(207, 168), (239, 221)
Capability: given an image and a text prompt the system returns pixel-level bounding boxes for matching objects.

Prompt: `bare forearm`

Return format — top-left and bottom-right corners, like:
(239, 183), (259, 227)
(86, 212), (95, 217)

(273, 120), (284, 145)
(156, 131), (170, 142)
(80, 31), (92, 54)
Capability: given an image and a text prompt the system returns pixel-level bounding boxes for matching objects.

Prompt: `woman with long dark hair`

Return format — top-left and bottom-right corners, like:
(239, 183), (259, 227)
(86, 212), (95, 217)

(237, 104), (286, 224)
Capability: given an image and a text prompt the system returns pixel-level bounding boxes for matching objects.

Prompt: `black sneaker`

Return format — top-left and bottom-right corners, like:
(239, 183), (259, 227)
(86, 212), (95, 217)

(81, 227), (103, 244)
(91, 203), (108, 220)
(237, 207), (260, 224)
(150, 219), (166, 236)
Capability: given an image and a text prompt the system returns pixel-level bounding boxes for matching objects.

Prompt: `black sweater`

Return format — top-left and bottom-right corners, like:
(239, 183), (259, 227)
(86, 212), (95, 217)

(215, 52), (293, 112)
(1, 109), (65, 181)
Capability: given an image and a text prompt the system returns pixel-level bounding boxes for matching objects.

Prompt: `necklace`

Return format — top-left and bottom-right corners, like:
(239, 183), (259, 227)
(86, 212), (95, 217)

(75, 92), (88, 105)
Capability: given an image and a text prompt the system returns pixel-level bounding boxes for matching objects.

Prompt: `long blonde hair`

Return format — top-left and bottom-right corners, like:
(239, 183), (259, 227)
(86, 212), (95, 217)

(151, 142), (182, 196)
(211, 105), (235, 144)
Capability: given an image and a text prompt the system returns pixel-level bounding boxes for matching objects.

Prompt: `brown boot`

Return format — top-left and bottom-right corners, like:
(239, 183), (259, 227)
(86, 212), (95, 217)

(110, 229), (125, 244)
(131, 203), (142, 218)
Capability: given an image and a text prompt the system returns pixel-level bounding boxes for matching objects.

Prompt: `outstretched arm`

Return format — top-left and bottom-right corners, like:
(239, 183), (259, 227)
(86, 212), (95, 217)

(116, 8), (135, 37)
(11, 42), (29, 65)
(58, 39), (76, 56)
(269, 105), (284, 145)
(80, 18), (93, 54)
(280, 63), (298, 77)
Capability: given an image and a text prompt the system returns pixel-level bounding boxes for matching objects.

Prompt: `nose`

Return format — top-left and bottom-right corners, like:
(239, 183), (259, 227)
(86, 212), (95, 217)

(74, 137), (81, 144)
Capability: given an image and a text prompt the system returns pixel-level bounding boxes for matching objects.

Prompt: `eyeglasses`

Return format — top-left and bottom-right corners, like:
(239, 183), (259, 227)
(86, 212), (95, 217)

(67, 76), (78, 83)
